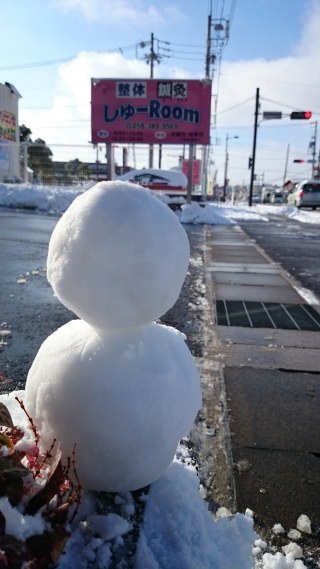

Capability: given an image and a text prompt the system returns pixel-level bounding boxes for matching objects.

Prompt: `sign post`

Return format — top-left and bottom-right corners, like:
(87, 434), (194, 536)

(187, 145), (194, 204)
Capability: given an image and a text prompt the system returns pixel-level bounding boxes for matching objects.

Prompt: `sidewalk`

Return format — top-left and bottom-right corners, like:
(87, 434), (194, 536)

(180, 223), (320, 533)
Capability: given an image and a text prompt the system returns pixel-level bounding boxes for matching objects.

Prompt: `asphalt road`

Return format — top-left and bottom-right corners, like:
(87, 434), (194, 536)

(0, 207), (76, 386)
(240, 214), (320, 298)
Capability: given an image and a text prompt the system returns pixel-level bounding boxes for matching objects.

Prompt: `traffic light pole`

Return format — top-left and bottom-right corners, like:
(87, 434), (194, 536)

(249, 87), (259, 207)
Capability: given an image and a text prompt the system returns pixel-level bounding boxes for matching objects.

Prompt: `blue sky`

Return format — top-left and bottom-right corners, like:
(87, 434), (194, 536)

(1, 0), (319, 187)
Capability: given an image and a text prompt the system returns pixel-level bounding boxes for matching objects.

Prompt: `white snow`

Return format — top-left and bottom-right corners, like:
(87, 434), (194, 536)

(296, 514), (312, 534)
(282, 543), (303, 559)
(135, 459), (256, 569)
(25, 320), (201, 492)
(261, 552), (306, 568)
(2, 182), (320, 228)
(272, 524), (285, 534)
(0, 496), (46, 541)
(47, 181), (190, 330)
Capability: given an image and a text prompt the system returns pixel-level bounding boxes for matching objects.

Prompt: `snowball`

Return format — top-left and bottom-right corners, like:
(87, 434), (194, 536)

(282, 542), (303, 558)
(296, 514), (311, 534)
(25, 320), (201, 492)
(47, 181), (190, 330)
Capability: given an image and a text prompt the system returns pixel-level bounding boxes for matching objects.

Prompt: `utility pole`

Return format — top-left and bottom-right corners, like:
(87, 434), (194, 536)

(205, 13), (212, 78)
(149, 33), (155, 169)
(311, 121), (317, 179)
(249, 87), (260, 206)
(283, 144), (290, 188)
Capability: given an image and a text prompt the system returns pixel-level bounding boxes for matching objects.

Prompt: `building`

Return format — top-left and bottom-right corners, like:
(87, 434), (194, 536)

(0, 82), (21, 183)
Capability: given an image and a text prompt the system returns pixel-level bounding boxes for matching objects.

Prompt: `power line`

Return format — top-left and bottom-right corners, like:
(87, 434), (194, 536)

(0, 44), (138, 71)
(217, 96), (255, 115)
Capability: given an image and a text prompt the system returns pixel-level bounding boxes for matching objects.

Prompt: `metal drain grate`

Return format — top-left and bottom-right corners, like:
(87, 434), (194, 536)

(215, 301), (320, 331)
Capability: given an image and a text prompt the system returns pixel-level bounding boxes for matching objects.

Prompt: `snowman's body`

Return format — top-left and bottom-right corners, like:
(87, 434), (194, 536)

(25, 182), (202, 492)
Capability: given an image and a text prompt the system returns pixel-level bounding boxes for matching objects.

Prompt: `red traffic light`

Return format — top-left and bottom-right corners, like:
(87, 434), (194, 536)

(290, 111), (312, 120)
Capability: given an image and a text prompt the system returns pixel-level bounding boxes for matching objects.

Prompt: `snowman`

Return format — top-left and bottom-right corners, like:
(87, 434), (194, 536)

(25, 181), (202, 492)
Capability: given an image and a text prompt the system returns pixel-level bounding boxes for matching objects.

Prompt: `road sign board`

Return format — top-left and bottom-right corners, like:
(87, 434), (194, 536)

(91, 78), (212, 145)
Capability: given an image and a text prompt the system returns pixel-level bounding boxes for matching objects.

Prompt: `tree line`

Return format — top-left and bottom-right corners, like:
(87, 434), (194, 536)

(19, 124), (92, 184)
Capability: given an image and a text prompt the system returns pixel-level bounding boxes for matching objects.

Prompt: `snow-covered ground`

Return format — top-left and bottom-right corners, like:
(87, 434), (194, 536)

(0, 391), (313, 569)
(1, 181), (320, 226)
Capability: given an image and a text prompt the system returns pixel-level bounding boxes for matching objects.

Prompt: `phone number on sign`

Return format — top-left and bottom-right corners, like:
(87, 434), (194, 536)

(125, 122), (178, 130)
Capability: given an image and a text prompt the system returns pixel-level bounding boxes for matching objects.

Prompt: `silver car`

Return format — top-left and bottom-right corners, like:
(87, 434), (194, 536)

(287, 180), (320, 210)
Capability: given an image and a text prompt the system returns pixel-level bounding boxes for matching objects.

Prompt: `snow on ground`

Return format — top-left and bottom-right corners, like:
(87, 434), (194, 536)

(0, 391), (312, 569)
(1, 182), (320, 226)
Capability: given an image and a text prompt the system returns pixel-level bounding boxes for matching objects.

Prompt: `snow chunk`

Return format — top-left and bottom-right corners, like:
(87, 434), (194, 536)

(296, 514), (311, 534)
(87, 513), (132, 541)
(0, 496), (45, 540)
(215, 506), (233, 519)
(47, 181), (190, 330)
(252, 546), (261, 556)
(282, 542), (303, 558)
(25, 320), (201, 492)
(288, 529), (301, 540)
(255, 538), (267, 549)
(262, 552), (306, 568)
(272, 523), (285, 534)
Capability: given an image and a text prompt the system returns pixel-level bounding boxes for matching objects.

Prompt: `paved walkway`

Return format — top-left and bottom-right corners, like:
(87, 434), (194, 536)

(189, 223), (320, 533)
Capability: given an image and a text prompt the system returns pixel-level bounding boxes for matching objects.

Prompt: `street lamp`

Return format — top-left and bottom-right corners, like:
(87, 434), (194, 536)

(223, 134), (239, 201)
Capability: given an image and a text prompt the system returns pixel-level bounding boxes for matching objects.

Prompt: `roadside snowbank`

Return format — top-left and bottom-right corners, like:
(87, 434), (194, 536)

(1, 183), (320, 226)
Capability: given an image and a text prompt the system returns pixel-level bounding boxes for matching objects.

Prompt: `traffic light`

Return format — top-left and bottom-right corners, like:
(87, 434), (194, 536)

(293, 159), (304, 163)
(248, 157), (253, 169)
(290, 111), (312, 120)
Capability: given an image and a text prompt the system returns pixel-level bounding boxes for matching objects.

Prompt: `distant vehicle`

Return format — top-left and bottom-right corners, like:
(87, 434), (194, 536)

(116, 168), (188, 197)
(287, 180), (320, 209)
(261, 186), (276, 203)
(270, 192), (283, 204)
(3, 175), (23, 184)
(252, 194), (261, 203)
(3, 175), (15, 184)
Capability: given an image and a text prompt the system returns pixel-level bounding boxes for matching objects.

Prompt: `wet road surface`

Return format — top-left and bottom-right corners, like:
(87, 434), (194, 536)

(0, 207), (76, 386)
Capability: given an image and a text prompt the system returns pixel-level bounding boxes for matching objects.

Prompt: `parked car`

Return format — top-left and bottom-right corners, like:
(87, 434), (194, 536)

(252, 194), (261, 203)
(286, 180), (320, 209)
(117, 168), (188, 197)
(270, 192), (283, 204)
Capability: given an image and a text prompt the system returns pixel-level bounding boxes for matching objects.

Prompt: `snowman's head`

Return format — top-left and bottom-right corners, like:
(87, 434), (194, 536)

(47, 181), (190, 331)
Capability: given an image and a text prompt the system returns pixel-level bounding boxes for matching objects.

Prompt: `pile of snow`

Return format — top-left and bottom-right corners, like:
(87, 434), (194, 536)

(0, 181), (90, 211)
(180, 202), (270, 224)
(1, 182), (320, 227)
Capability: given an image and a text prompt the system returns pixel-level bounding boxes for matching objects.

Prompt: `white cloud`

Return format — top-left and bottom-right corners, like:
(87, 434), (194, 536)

(54, 0), (174, 26)
(19, 51), (193, 149)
